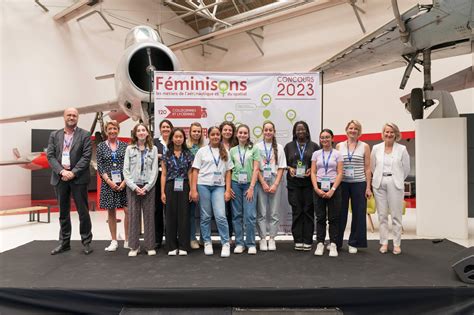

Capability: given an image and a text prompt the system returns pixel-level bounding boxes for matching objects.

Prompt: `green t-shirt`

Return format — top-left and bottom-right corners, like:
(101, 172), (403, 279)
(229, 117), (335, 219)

(230, 145), (261, 183)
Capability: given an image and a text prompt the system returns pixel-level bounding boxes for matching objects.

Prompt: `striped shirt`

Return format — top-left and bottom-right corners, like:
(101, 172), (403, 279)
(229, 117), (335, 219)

(338, 141), (367, 183)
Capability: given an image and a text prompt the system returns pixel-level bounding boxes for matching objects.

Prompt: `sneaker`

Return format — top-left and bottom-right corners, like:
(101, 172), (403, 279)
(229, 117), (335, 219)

(259, 239), (268, 251)
(147, 249), (156, 256)
(204, 242), (213, 256)
(168, 249), (177, 256)
(105, 240), (118, 252)
(123, 241), (129, 249)
(234, 245), (245, 254)
(268, 238), (276, 251)
(294, 243), (304, 250)
(314, 242), (325, 256)
(328, 243), (338, 257)
(178, 250), (188, 256)
(190, 240), (200, 249)
(128, 248), (139, 257)
(348, 245), (358, 254)
(221, 243), (230, 258)
(248, 246), (257, 255)
(303, 244), (312, 251)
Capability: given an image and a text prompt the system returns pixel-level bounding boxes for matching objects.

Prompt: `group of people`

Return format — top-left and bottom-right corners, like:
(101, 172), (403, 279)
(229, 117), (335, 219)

(47, 108), (410, 259)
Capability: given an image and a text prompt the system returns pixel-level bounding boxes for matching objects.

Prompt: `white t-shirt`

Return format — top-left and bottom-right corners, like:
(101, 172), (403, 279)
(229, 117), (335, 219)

(192, 146), (234, 186)
(255, 141), (287, 174)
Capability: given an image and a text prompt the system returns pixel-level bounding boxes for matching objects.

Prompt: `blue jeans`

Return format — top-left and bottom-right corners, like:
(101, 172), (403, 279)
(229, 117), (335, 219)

(231, 181), (257, 247)
(197, 185), (229, 245)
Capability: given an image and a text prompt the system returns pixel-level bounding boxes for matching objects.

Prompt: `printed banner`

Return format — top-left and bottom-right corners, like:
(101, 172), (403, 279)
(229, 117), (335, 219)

(155, 72), (322, 233)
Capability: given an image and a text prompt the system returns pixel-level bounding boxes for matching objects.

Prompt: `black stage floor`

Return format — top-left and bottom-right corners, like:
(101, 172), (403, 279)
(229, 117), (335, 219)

(0, 240), (473, 314)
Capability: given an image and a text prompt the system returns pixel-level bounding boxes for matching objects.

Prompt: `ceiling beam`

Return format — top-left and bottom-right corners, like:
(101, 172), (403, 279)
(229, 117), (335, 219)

(169, 0), (346, 51)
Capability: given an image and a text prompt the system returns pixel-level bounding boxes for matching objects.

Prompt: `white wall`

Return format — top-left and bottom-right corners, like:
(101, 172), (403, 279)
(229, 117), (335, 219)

(0, 0), (201, 196)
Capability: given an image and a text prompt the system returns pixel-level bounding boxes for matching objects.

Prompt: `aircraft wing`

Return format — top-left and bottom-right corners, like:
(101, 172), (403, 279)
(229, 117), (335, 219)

(0, 160), (31, 166)
(312, 4), (472, 83)
(0, 100), (119, 124)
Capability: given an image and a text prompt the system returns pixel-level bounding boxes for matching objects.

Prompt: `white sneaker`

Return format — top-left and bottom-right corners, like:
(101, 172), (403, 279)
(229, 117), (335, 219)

(190, 240), (200, 249)
(348, 245), (358, 254)
(123, 241), (129, 249)
(303, 244), (312, 251)
(259, 239), (268, 251)
(147, 249), (156, 256)
(178, 250), (188, 256)
(204, 242), (213, 256)
(314, 242), (325, 256)
(221, 243), (230, 258)
(105, 240), (118, 252)
(168, 250), (177, 256)
(234, 245), (245, 254)
(329, 243), (338, 257)
(294, 243), (304, 251)
(128, 248), (139, 257)
(248, 246), (257, 255)
(268, 238), (276, 251)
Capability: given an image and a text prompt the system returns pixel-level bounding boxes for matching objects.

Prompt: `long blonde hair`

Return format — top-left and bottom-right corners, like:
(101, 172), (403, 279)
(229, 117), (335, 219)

(186, 122), (204, 148)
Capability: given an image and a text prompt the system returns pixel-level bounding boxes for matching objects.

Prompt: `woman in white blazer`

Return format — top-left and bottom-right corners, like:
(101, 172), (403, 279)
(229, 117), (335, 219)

(371, 123), (410, 255)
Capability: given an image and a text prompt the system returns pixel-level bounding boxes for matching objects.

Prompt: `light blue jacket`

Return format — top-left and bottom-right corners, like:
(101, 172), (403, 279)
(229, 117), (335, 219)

(123, 144), (158, 192)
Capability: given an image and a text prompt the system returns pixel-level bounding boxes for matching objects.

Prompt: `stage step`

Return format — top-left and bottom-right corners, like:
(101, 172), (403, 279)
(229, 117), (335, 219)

(120, 308), (342, 315)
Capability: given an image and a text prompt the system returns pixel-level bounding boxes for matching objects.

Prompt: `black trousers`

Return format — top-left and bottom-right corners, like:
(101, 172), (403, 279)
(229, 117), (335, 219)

(313, 183), (341, 244)
(155, 171), (164, 248)
(165, 180), (190, 251)
(54, 181), (92, 246)
(287, 185), (314, 244)
(337, 181), (368, 248)
(225, 200), (233, 238)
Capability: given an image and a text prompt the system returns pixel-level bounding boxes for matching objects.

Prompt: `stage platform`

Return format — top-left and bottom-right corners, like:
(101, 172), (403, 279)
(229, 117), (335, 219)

(0, 240), (472, 314)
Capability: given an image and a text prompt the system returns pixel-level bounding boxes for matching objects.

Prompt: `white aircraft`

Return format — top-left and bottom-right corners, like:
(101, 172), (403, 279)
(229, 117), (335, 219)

(0, 25), (180, 127)
(313, 0), (473, 120)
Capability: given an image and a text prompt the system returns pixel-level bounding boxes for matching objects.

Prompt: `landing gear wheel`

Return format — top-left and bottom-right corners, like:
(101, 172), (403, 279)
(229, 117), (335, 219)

(409, 88), (424, 120)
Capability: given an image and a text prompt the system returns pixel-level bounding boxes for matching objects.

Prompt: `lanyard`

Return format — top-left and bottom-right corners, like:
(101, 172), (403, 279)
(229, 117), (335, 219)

(322, 149), (333, 175)
(237, 145), (247, 167)
(107, 141), (118, 163)
(63, 134), (73, 150)
(263, 141), (272, 165)
(209, 146), (220, 168)
(296, 142), (307, 162)
(172, 153), (183, 170)
(347, 141), (358, 163)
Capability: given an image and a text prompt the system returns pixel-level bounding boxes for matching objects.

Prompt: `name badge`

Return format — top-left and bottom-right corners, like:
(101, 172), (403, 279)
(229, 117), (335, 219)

(321, 177), (331, 192)
(296, 161), (306, 178)
(111, 170), (122, 184)
(61, 152), (71, 169)
(213, 171), (223, 185)
(263, 166), (272, 180)
(238, 170), (248, 184)
(344, 165), (355, 178)
(174, 178), (184, 191)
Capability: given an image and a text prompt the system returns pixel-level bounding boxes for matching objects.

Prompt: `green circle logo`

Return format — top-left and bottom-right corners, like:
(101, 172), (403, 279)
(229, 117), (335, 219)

(224, 112), (235, 122)
(261, 93), (272, 106)
(218, 80), (229, 95)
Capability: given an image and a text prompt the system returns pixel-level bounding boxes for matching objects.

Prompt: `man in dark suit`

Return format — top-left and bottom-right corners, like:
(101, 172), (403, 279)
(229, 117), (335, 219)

(47, 107), (93, 255)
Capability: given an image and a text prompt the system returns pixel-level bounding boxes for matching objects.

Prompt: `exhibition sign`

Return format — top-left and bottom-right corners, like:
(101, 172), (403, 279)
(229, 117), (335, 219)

(154, 71), (322, 233)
